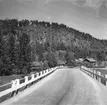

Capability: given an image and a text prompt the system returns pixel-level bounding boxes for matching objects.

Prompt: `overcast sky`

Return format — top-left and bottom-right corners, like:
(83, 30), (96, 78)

(0, 0), (107, 39)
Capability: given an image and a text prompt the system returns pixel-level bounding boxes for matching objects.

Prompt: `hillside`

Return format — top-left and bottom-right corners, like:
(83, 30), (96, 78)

(0, 19), (107, 75)
(21, 20), (107, 60)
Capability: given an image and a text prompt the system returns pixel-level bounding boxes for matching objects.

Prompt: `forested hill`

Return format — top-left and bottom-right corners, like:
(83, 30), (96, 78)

(0, 19), (107, 75)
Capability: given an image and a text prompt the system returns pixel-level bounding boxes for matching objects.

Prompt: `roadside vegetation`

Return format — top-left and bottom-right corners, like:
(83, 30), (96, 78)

(0, 19), (107, 76)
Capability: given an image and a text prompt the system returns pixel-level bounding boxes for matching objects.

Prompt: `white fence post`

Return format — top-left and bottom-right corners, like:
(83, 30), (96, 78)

(31, 74), (35, 80)
(91, 69), (93, 77)
(11, 80), (16, 90)
(96, 71), (98, 80)
(93, 70), (96, 79)
(45, 69), (48, 74)
(36, 73), (39, 79)
(98, 72), (101, 82)
(105, 75), (107, 86)
(43, 71), (44, 74)
(89, 69), (93, 77)
(40, 71), (42, 76)
(36, 73), (39, 76)
(25, 76), (28, 83)
(16, 79), (20, 87)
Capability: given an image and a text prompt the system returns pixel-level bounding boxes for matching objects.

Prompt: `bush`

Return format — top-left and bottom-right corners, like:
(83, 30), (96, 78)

(43, 60), (49, 70)
(46, 52), (57, 68)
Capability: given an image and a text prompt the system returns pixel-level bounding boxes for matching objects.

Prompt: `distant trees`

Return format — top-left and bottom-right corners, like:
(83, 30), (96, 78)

(18, 33), (31, 74)
(35, 42), (44, 61)
(0, 19), (107, 75)
(19, 19), (29, 27)
(0, 32), (5, 75)
(8, 34), (16, 64)
(8, 34), (17, 74)
(97, 51), (106, 61)
(45, 51), (57, 67)
(65, 51), (75, 66)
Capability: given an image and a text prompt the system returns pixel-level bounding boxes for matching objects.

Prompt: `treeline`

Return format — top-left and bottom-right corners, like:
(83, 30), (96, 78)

(0, 19), (107, 76)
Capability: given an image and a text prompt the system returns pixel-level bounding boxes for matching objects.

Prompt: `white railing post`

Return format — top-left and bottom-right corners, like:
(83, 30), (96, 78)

(31, 74), (35, 80)
(36, 73), (39, 79)
(93, 70), (96, 79)
(40, 71), (42, 76)
(105, 75), (107, 86)
(92, 69), (94, 78)
(98, 72), (101, 83)
(36, 73), (39, 76)
(11, 80), (16, 90)
(96, 71), (99, 81)
(89, 69), (92, 77)
(51, 68), (52, 71)
(43, 71), (44, 75)
(45, 69), (48, 74)
(16, 79), (20, 88)
(44, 70), (46, 74)
(87, 69), (90, 75)
(25, 76), (28, 84)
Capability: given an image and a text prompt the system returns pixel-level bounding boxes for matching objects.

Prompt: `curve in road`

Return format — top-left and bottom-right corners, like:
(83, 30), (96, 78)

(1, 67), (107, 105)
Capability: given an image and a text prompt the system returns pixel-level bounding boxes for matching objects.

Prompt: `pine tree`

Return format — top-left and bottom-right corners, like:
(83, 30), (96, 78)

(0, 31), (5, 75)
(8, 34), (17, 74)
(0, 31), (11, 75)
(19, 33), (31, 74)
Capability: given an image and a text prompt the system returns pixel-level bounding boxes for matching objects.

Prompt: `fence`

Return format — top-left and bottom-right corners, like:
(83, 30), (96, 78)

(80, 66), (107, 86)
(0, 66), (63, 103)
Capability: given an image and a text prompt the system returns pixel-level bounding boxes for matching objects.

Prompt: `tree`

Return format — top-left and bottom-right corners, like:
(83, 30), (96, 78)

(46, 51), (57, 67)
(19, 19), (29, 27)
(0, 33), (12, 75)
(65, 51), (75, 66)
(31, 20), (39, 26)
(0, 32), (5, 75)
(52, 22), (58, 29)
(18, 33), (31, 74)
(8, 34), (18, 74)
(97, 51), (106, 61)
(35, 42), (44, 61)
(8, 34), (16, 64)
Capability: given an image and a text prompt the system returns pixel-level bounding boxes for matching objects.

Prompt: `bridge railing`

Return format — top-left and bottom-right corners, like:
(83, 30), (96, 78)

(0, 66), (63, 103)
(80, 66), (107, 86)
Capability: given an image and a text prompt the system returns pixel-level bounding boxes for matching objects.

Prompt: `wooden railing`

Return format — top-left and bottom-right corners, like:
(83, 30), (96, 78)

(0, 66), (63, 103)
(80, 66), (107, 85)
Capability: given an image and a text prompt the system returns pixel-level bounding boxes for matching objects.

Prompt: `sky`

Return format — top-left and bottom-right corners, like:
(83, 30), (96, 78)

(0, 0), (107, 39)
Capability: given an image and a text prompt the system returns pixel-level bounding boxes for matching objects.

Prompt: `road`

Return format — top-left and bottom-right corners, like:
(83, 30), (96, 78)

(1, 67), (107, 105)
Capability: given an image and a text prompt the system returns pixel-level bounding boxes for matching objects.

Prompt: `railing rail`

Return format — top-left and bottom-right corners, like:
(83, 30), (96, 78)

(80, 66), (107, 85)
(0, 66), (63, 103)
